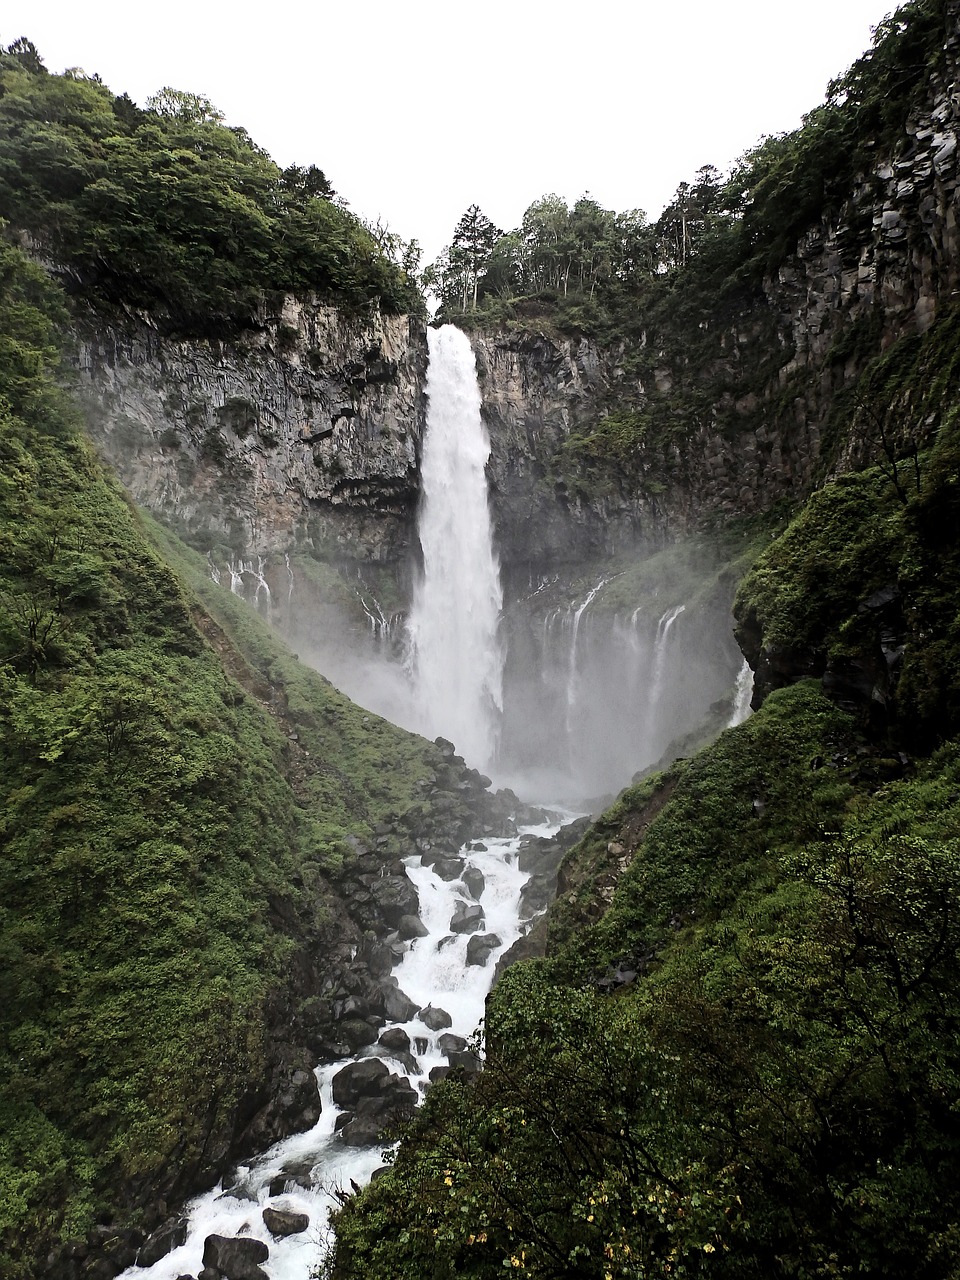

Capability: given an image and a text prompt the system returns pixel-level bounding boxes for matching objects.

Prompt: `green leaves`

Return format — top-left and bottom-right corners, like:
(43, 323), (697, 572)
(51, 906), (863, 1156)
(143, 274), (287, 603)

(0, 44), (420, 331)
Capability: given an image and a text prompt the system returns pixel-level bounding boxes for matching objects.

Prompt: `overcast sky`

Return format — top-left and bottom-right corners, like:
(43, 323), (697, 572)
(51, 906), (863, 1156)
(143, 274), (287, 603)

(6, 1), (898, 266)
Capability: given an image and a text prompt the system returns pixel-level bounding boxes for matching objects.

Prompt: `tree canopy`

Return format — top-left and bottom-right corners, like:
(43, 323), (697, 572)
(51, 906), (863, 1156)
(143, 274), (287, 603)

(0, 40), (422, 333)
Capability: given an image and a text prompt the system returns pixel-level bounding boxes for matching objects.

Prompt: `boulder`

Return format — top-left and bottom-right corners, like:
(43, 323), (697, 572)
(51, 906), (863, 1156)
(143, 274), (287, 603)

(368, 875), (420, 929)
(466, 933), (502, 966)
(332, 1058), (390, 1107)
(334, 1075), (418, 1145)
(438, 1033), (467, 1056)
(201, 1234), (269, 1280)
(397, 913), (428, 940)
(378, 1027), (411, 1053)
(450, 902), (485, 934)
(420, 1004), (452, 1031)
(338, 1018), (379, 1050)
(433, 857), (465, 881)
(138, 1218), (187, 1267)
(378, 977), (419, 1022)
(262, 1207), (310, 1237)
(461, 866), (485, 900)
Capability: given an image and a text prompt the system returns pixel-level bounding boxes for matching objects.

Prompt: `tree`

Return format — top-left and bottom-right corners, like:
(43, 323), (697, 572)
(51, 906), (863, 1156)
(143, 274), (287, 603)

(451, 204), (502, 309)
(145, 86), (225, 124)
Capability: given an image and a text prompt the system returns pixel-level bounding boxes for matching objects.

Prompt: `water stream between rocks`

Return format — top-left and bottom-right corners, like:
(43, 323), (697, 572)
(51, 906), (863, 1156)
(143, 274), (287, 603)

(121, 811), (570, 1280)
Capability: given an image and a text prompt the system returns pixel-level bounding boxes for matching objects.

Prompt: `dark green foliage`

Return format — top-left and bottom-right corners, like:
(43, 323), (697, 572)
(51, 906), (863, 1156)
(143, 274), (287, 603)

(737, 302), (960, 745)
(0, 43), (421, 334)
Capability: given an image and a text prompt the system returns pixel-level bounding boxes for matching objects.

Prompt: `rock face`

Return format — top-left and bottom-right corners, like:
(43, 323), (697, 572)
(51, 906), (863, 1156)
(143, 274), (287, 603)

(75, 299), (428, 566)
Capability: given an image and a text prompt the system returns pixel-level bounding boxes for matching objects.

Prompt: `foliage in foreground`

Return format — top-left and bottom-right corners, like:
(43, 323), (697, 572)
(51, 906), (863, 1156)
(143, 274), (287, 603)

(334, 683), (960, 1277)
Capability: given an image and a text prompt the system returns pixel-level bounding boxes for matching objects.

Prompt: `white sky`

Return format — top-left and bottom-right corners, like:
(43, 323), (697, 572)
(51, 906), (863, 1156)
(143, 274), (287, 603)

(4, 1), (899, 266)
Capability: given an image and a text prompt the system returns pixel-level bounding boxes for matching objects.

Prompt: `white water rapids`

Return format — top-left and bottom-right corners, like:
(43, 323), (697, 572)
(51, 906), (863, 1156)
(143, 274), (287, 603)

(119, 816), (566, 1280)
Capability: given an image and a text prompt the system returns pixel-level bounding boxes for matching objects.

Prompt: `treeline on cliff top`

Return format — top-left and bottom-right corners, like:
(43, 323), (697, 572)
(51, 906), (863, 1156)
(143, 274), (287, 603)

(0, 37), (422, 335)
(428, 0), (951, 338)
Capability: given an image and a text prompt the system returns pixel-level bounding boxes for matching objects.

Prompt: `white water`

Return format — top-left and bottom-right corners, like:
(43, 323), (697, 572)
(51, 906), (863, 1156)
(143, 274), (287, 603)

(727, 656), (755, 727)
(406, 326), (503, 772)
(118, 817), (564, 1280)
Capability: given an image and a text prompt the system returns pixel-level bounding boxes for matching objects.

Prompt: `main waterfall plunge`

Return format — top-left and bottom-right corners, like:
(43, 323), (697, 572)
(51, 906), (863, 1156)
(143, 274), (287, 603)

(407, 326), (504, 771)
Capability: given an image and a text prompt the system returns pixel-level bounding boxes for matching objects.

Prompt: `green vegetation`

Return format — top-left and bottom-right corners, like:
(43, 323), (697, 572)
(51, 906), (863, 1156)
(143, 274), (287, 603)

(0, 240), (439, 1276)
(0, 39), (421, 334)
(334, 682), (960, 1277)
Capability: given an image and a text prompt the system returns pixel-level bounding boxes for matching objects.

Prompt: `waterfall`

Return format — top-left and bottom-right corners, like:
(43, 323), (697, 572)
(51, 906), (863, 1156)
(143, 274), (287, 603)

(407, 326), (503, 771)
(727, 656), (754, 727)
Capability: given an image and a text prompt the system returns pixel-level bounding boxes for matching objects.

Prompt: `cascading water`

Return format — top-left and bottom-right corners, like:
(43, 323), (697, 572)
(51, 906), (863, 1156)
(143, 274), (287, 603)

(727, 656), (755, 727)
(406, 325), (503, 772)
(118, 815), (564, 1280)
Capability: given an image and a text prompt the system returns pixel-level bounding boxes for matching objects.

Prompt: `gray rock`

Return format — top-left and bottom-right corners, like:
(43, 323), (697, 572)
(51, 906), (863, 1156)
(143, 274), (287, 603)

(138, 1218), (187, 1267)
(450, 901), (484, 934)
(378, 978), (419, 1022)
(397, 913), (428, 940)
(262, 1207), (310, 1237)
(438, 1033), (467, 1056)
(433, 857), (465, 881)
(461, 866), (485, 900)
(419, 1004), (452, 1031)
(201, 1234), (269, 1280)
(466, 933), (502, 967)
(338, 1018), (379, 1050)
(332, 1058), (389, 1107)
(378, 1027), (411, 1052)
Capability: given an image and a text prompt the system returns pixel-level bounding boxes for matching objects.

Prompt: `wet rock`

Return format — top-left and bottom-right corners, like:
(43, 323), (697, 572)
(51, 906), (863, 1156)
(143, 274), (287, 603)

(433, 857), (465, 881)
(420, 1004), (452, 1030)
(466, 932), (502, 966)
(438, 1033), (468, 1056)
(397, 913), (428, 940)
(137, 1218), (188, 1267)
(262, 1207), (310, 1237)
(461, 866), (485, 900)
(378, 1027), (411, 1053)
(519, 873), (553, 919)
(367, 875), (420, 929)
(334, 1074), (418, 1145)
(429, 1065), (451, 1083)
(234, 1062), (321, 1155)
(378, 977), (419, 1022)
(338, 1018), (379, 1050)
(332, 1058), (390, 1107)
(201, 1234), (269, 1280)
(450, 902), (485, 934)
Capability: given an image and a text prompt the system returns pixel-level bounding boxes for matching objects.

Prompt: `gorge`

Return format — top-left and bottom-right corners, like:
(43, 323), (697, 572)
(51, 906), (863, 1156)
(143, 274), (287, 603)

(3, 4), (960, 1278)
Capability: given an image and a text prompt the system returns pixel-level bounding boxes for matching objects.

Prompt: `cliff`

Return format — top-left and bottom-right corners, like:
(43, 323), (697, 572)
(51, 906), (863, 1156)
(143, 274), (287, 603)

(75, 299), (428, 569)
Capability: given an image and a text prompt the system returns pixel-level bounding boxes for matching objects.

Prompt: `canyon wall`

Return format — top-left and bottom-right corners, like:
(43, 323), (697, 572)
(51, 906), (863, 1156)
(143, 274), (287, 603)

(73, 23), (960, 590)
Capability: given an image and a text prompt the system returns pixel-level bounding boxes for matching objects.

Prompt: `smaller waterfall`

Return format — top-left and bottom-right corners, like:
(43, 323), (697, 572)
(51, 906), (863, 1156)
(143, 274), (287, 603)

(407, 326), (503, 771)
(649, 605), (685, 704)
(119, 814), (566, 1280)
(727, 657), (754, 727)
(563, 579), (607, 754)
